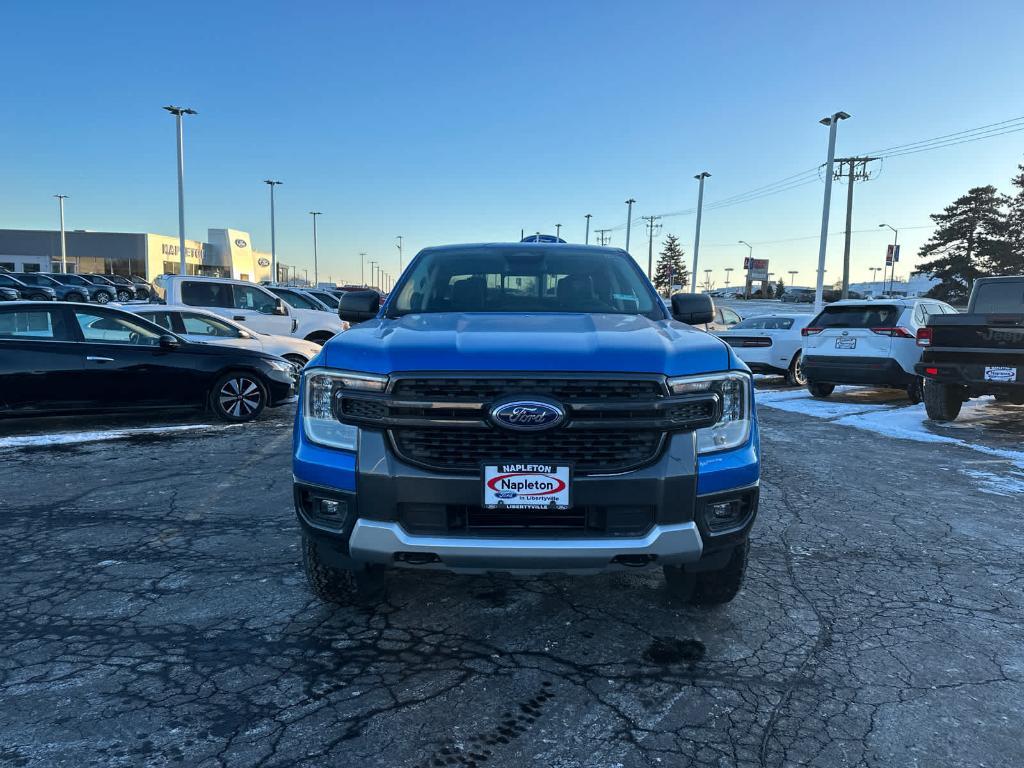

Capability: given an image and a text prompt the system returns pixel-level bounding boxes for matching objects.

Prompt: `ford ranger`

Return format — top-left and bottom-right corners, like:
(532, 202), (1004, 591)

(292, 243), (760, 605)
(916, 275), (1024, 420)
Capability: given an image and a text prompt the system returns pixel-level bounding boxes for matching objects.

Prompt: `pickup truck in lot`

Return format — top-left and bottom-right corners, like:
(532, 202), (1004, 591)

(916, 275), (1024, 420)
(292, 242), (760, 607)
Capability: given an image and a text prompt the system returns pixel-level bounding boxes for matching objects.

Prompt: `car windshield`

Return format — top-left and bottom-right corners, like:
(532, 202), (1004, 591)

(389, 248), (662, 318)
(813, 304), (901, 328)
(733, 317), (796, 330)
(309, 291), (339, 308)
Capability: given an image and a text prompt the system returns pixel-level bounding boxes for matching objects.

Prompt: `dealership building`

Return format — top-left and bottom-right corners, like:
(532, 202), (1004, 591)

(0, 227), (274, 283)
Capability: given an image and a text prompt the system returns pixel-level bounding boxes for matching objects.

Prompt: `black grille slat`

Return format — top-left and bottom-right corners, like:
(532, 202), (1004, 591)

(398, 503), (655, 536)
(392, 428), (662, 472)
(391, 377), (664, 401)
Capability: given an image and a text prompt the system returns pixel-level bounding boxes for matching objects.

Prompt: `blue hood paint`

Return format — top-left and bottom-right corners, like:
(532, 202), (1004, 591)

(321, 313), (732, 375)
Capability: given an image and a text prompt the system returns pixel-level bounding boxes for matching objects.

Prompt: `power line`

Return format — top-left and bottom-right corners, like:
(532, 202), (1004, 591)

(861, 115), (1024, 157)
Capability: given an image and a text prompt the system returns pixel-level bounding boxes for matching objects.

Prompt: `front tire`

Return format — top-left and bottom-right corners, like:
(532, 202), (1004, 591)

(786, 352), (807, 387)
(95, 291), (111, 304)
(664, 541), (749, 606)
(67, 292), (87, 303)
(923, 379), (964, 422)
(807, 381), (834, 398)
(209, 371), (267, 422)
(301, 536), (385, 605)
(116, 290), (132, 302)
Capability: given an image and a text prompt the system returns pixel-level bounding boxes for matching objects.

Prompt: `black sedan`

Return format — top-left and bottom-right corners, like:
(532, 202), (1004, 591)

(0, 287), (19, 301)
(11, 272), (90, 302)
(0, 302), (298, 422)
(48, 273), (117, 304)
(0, 273), (57, 301)
(83, 274), (137, 302)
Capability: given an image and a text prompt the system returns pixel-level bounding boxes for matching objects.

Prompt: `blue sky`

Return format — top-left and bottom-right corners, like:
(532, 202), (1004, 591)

(3, 0), (1024, 287)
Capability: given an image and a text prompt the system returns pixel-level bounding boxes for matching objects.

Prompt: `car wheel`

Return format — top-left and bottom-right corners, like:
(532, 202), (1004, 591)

(906, 376), (924, 404)
(68, 292), (87, 303)
(116, 290), (132, 302)
(283, 354), (308, 368)
(664, 541), (748, 606)
(786, 352), (807, 387)
(210, 372), (267, 422)
(301, 535), (385, 605)
(95, 291), (111, 304)
(923, 380), (964, 422)
(30, 293), (50, 301)
(807, 382), (834, 398)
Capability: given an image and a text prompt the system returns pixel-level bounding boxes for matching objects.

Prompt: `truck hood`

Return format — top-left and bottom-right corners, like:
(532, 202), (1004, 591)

(321, 313), (731, 375)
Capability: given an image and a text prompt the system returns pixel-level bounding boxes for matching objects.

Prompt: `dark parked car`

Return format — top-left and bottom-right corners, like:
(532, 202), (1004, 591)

(0, 273), (56, 301)
(0, 302), (299, 422)
(130, 275), (154, 299)
(0, 287), (19, 301)
(10, 272), (90, 302)
(49, 273), (117, 304)
(83, 274), (139, 302)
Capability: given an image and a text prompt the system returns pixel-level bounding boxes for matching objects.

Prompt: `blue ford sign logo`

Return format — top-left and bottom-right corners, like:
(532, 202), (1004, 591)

(490, 400), (565, 431)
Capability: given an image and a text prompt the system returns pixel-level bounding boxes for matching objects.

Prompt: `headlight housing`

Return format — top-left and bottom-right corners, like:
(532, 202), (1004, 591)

(266, 358), (295, 373)
(666, 372), (752, 454)
(302, 368), (388, 451)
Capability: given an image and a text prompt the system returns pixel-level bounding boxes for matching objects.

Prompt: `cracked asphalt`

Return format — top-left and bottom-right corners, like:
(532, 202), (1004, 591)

(2, 403), (1022, 768)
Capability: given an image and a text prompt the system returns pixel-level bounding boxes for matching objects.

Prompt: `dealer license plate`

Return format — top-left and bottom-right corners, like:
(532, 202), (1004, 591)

(835, 337), (857, 349)
(984, 366), (1018, 382)
(483, 464), (571, 509)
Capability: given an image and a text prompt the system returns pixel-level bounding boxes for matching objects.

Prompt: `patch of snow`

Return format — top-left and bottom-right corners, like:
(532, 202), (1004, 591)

(962, 468), (1024, 497)
(0, 424), (218, 450)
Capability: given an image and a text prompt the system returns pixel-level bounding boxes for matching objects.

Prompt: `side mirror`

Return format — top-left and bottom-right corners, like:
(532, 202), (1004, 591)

(237, 330), (253, 339)
(670, 292), (715, 325)
(159, 333), (180, 349)
(272, 298), (288, 316)
(339, 290), (381, 324)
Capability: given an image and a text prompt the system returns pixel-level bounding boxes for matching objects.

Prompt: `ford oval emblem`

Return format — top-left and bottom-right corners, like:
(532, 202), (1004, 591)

(235, 238), (248, 248)
(490, 400), (565, 431)
(257, 257), (271, 267)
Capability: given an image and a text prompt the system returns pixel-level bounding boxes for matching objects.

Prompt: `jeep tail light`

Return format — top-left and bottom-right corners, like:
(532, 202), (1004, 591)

(871, 327), (914, 338)
(924, 367), (939, 376)
(801, 327), (823, 337)
(916, 327), (933, 346)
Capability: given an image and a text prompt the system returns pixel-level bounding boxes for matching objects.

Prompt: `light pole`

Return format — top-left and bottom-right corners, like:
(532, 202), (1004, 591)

(814, 111), (850, 311)
(704, 269), (713, 292)
(739, 240), (753, 298)
(264, 180), (283, 282)
(724, 267), (733, 288)
(309, 211), (322, 286)
(395, 236), (403, 272)
(555, 223), (562, 241)
(584, 214), (592, 244)
(359, 253), (367, 286)
(879, 223), (898, 295)
(788, 270), (798, 286)
(54, 194), (69, 272)
(369, 260), (378, 289)
(163, 105), (197, 276)
(690, 171), (711, 293)
(624, 198), (636, 253)
(869, 266), (882, 285)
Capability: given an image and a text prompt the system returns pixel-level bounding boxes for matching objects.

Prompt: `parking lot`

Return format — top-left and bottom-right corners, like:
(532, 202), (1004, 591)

(3, 382), (1023, 768)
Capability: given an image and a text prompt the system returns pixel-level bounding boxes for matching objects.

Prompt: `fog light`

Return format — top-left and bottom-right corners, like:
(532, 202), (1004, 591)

(307, 496), (349, 528)
(704, 497), (748, 533)
(709, 500), (739, 520)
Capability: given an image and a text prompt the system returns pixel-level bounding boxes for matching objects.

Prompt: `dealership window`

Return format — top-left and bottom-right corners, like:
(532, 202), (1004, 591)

(182, 280), (233, 308)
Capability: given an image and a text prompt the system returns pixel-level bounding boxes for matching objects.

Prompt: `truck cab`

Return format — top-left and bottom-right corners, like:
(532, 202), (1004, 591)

(292, 243), (760, 606)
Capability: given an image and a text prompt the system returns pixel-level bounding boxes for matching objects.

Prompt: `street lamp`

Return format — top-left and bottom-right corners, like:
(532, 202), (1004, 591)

(309, 211), (322, 286)
(264, 180), (283, 282)
(814, 110), (851, 311)
(555, 223), (562, 241)
(163, 105), (197, 276)
(54, 195), (69, 272)
(724, 266), (733, 287)
(738, 240), (753, 299)
(788, 270), (798, 286)
(360, 252), (367, 286)
(704, 268), (713, 292)
(624, 199), (636, 252)
(879, 223), (898, 295)
(369, 260), (378, 289)
(584, 214), (592, 244)
(395, 236), (403, 272)
(690, 171), (711, 293)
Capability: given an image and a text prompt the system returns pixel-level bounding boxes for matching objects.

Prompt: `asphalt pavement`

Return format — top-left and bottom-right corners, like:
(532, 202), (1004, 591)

(2, 402), (1022, 768)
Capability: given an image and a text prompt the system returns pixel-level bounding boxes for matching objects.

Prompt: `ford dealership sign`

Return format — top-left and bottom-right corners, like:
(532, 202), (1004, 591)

(489, 400), (564, 431)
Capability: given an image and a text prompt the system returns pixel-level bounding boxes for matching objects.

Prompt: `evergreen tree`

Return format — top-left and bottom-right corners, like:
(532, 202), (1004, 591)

(653, 234), (688, 295)
(775, 279), (786, 299)
(918, 186), (1007, 302)
(1002, 160), (1024, 274)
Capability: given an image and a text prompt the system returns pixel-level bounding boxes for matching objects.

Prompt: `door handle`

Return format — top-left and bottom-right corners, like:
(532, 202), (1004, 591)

(86, 356), (115, 363)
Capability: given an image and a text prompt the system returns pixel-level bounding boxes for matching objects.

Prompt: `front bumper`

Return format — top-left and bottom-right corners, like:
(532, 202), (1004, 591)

(803, 355), (915, 387)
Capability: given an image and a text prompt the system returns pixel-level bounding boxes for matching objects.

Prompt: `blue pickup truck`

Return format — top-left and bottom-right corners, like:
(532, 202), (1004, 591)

(292, 243), (760, 605)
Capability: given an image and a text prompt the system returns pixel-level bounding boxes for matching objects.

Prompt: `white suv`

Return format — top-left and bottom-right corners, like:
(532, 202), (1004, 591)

(153, 275), (347, 345)
(801, 298), (957, 402)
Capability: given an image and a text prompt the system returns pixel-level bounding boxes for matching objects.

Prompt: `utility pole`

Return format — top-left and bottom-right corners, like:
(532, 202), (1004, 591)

(832, 156), (878, 298)
(642, 215), (662, 280)
(163, 105), (197, 276)
(584, 214), (592, 244)
(54, 195), (69, 271)
(690, 172), (711, 293)
(595, 229), (612, 246)
(360, 252), (367, 286)
(264, 180), (283, 281)
(369, 260), (378, 289)
(814, 111), (850, 312)
(624, 199), (636, 252)
(309, 211), (322, 285)
(395, 236), (403, 273)
(555, 223), (562, 241)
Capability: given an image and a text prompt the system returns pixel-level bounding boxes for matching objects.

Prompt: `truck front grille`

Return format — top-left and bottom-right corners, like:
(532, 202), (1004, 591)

(391, 376), (665, 401)
(399, 502), (656, 536)
(392, 427), (663, 473)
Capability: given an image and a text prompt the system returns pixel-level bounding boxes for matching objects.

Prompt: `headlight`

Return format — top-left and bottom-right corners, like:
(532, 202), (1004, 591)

(267, 359), (295, 373)
(302, 368), (388, 451)
(667, 372), (752, 454)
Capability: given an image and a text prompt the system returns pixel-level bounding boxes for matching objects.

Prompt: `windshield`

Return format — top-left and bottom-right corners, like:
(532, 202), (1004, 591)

(972, 281), (1024, 313)
(389, 248), (662, 318)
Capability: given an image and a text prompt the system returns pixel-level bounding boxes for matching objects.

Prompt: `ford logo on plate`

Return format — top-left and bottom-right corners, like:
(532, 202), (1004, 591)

(490, 400), (565, 431)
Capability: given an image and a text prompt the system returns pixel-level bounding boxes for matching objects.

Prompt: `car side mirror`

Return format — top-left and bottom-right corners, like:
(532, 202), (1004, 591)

(339, 290), (381, 324)
(237, 330), (253, 339)
(670, 292), (715, 325)
(272, 298), (288, 316)
(159, 333), (180, 349)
